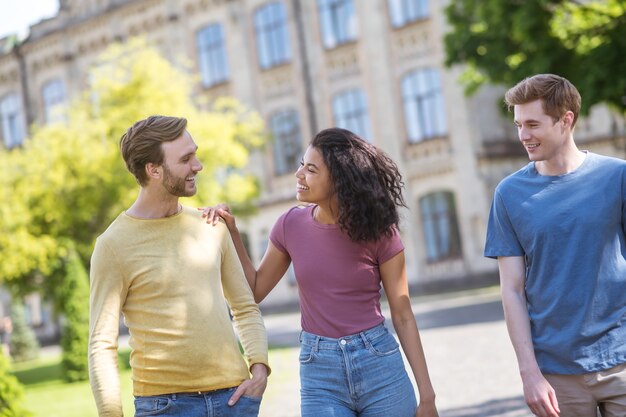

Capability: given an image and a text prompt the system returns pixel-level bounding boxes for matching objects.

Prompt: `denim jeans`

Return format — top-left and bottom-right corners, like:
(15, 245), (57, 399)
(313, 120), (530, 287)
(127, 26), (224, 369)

(299, 323), (417, 417)
(133, 387), (261, 417)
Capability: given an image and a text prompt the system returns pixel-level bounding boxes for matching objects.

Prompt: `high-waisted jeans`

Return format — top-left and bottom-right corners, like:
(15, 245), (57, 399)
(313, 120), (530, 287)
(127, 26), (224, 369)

(299, 323), (417, 417)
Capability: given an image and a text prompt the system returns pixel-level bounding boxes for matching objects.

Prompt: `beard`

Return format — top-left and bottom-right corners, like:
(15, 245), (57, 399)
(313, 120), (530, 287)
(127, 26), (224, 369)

(162, 163), (196, 197)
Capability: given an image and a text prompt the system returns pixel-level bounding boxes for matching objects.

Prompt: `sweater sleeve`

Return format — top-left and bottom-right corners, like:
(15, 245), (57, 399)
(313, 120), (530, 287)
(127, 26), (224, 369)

(218, 224), (270, 374)
(88, 237), (128, 417)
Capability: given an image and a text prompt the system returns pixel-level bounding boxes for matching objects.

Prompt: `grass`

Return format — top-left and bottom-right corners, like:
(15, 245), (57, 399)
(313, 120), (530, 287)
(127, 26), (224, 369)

(12, 350), (135, 417)
(11, 347), (301, 417)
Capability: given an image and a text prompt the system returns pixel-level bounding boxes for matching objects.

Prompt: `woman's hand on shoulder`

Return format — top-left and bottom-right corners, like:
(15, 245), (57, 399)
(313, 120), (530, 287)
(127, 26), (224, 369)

(198, 203), (237, 231)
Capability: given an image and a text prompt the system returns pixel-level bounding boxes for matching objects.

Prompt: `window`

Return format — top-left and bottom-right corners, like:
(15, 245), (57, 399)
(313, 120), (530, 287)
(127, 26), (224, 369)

(419, 191), (462, 262)
(42, 79), (67, 124)
(0, 93), (25, 149)
(388, 0), (429, 27)
(332, 89), (371, 140)
(255, 2), (291, 69)
(197, 24), (229, 87)
(270, 109), (302, 175)
(401, 68), (447, 143)
(317, 0), (358, 49)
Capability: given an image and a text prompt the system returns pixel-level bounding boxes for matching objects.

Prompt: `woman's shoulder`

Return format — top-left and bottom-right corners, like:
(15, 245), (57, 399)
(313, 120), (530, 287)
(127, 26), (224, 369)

(280, 204), (314, 222)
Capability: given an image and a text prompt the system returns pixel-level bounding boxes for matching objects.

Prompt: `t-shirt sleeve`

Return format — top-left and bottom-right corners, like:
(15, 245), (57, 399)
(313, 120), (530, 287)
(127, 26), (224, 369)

(376, 227), (405, 264)
(484, 189), (524, 259)
(269, 211), (289, 254)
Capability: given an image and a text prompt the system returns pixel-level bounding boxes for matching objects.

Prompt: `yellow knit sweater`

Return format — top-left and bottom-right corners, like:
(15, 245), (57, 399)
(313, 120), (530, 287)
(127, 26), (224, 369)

(88, 206), (269, 417)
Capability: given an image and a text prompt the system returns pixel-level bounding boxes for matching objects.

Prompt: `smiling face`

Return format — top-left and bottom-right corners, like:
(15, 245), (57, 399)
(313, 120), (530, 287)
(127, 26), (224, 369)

(159, 130), (203, 197)
(514, 99), (573, 163)
(294, 146), (334, 205)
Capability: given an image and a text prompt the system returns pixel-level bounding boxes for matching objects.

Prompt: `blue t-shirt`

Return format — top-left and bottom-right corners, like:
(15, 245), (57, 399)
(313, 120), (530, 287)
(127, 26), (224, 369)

(485, 152), (626, 374)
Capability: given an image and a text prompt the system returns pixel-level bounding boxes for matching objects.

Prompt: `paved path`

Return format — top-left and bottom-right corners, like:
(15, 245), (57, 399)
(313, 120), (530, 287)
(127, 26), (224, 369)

(259, 287), (532, 417)
(43, 287), (531, 416)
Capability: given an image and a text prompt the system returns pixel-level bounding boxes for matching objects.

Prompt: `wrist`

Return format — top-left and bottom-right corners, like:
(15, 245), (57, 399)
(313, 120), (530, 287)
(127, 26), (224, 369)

(250, 363), (269, 378)
(418, 393), (436, 404)
(519, 360), (541, 376)
(228, 223), (240, 235)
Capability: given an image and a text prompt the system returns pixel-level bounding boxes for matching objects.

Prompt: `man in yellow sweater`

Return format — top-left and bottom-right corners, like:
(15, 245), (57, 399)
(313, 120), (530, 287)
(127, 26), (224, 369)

(88, 115), (270, 417)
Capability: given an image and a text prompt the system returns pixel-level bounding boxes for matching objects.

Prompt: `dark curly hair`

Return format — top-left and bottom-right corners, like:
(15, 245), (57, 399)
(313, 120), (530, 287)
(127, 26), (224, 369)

(310, 128), (406, 242)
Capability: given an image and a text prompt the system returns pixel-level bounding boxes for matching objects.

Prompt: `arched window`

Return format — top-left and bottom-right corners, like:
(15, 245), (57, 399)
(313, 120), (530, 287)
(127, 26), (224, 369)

(317, 0), (358, 49)
(332, 89), (371, 140)
(196, 23), (229, 87)
(388, 0), (429, 28)
(270, 109), (303, 175)
(0, 93), (25, 149)
(401, 68), (447, 142)
(255, 2), (291, 69)
(419, 191), (462, 262)
(42, 79), (67, 124)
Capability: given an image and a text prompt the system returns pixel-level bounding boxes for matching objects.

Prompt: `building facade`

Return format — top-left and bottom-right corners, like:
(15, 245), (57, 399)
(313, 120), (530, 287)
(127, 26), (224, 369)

(1, 0), (624, 309)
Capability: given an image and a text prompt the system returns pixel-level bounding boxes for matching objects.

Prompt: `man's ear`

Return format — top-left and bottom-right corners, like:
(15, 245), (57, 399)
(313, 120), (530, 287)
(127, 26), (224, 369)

(146, 163), (162, 180)
(562, 111), (575, 130)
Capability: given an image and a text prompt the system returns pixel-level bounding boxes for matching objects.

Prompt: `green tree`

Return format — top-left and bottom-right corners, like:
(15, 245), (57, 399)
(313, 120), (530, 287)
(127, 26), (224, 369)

(7, 302), (38, 363)
(58, 247), (90, 382)
(444, 0), (626, 114)
(0, 37), (265, 297)
(0, 350), (30, 417)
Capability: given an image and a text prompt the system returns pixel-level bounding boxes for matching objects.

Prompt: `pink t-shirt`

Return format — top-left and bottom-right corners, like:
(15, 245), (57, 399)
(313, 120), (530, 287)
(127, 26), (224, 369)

(269, 205), (404, 338)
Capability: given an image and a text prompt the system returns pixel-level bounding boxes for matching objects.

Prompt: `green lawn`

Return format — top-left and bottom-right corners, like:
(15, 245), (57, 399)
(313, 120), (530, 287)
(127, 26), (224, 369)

(12, 348), (299, 417)
(12, 347), (300, 417)
(12, 350), (135, 417)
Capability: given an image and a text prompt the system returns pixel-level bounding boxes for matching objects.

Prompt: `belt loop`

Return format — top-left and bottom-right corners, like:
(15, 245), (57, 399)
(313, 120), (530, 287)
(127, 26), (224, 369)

(359, 329), (370, 349)
(172, 393), (177, 400)
(314, 335), (320, 353)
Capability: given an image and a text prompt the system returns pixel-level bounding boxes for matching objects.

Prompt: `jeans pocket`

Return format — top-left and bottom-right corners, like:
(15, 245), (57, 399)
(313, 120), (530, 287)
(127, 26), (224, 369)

(233, 395), (261, 416)
(134, 396), (172, 416)
(241, 394), (263, 401)
(299, 343), (315, 364)
(367, 332), (400, 356)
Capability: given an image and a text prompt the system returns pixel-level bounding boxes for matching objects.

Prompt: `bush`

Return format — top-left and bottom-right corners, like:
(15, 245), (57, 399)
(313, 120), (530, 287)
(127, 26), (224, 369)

(59, 249), (90, 382)
(0, 350), (31, 417)
(8, 302), (39, 363)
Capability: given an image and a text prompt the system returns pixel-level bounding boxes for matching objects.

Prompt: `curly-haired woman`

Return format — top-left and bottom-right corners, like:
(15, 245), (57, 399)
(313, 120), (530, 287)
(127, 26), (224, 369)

(203, 128), (438, 417)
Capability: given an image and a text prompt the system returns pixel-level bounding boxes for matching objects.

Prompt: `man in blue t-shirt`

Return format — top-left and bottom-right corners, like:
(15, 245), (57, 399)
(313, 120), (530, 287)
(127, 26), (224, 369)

(485, 74), (626, 417)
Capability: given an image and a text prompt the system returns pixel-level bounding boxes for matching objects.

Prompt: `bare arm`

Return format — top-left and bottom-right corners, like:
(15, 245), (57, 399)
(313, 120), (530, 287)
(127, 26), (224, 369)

(380, 251), (437, 417)
(201, 205), (290, 303)
(498, 256), (559, 417)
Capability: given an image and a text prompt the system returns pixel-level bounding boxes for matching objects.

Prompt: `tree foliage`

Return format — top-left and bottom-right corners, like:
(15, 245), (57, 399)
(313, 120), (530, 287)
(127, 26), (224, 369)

(444, 0), (626, 114)
(0, 38), (265, 295)
(58, 247), (89, 382)
(0, 350), (30, 417)
(7, 302), (38, 363)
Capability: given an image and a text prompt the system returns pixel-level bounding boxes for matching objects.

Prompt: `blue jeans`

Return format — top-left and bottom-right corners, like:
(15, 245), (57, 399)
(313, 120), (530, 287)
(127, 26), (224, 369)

(299, 323), (417, 417)
(133, 387), (261, 417)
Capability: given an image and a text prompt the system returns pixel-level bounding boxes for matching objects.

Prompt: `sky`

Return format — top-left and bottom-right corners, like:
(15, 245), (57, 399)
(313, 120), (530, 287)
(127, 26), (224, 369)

(0, 0), (59, 39)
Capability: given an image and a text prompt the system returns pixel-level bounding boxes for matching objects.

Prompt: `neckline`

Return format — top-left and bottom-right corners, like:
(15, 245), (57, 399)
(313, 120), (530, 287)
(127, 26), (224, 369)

(123, 205), (184, 221)
(308, 205), (340, 229)
(531, 151), (590, 179)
